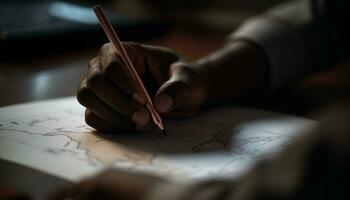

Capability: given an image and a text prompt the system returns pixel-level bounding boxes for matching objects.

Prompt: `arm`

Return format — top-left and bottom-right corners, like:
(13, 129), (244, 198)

(230, 0), (350, 90)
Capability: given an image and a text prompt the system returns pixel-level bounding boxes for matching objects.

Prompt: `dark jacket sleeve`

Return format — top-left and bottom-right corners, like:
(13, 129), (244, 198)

(230, 0), (350, 90)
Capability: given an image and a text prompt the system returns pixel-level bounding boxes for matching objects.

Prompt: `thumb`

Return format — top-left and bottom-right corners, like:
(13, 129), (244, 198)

(154, 62), (200, 113)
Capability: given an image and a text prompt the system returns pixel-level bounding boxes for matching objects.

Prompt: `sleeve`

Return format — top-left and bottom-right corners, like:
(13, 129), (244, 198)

(229, 0), (350, 90)
(144, 105), (350, 200)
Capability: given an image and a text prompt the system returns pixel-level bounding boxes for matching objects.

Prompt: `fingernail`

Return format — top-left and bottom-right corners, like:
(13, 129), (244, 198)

(132, 110), (149, 126)
(132, 92), (146, 104)
(155, 94), (173, 113)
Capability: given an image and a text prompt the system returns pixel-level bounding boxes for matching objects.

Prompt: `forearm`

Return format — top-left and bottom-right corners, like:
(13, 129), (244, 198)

(192, 40), (269, 105)
(173, 0), (350, 104)
(189, 1), (314, 99)
(230, 0), (350, 90)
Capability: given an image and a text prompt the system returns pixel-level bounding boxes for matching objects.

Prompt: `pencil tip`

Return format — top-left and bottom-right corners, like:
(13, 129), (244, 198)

(161, 129), (168, 136)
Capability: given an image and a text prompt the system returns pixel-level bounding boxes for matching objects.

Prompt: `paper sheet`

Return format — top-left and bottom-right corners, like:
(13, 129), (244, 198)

(0, 97), (318, 182)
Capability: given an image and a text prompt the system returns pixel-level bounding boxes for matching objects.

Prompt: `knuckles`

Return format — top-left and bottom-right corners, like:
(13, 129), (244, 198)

(86, 69), (104, 89)
(170, 62), (201, 86)
(102, 58), (120, 76)
(98, 42), (144, 77)
(77, 85), (93, 107)
(100, 43), (113, 54)
(171, 62), (194, 74)
(88, 57), (99, 69)
(98, 44), (122, 76)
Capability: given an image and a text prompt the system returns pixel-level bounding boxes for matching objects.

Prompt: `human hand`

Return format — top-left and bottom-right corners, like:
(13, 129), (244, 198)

(77, 42), (206, 132)
(49, 170), (161, 200)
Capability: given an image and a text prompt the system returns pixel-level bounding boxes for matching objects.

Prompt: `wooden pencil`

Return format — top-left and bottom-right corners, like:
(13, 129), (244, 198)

(93, 5), (166, 133)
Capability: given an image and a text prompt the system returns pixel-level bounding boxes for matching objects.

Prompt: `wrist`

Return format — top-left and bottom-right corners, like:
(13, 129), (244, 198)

(192, 40), (269, 105)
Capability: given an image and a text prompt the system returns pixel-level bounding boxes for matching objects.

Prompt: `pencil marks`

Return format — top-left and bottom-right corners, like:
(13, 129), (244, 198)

(0, 97), (317, 182)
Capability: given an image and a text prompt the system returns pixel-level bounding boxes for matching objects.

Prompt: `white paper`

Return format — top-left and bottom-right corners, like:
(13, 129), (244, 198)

(0, 97), (318, 182)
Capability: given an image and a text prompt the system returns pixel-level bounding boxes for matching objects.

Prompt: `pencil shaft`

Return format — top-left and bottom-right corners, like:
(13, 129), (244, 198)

(93, 5), (164, 130)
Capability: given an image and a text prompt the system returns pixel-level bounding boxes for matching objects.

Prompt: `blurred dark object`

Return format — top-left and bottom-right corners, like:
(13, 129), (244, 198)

(143, 0), (288, 31)
(146, 0), (283, 10)
(0, 186), (30, 200)
(0, 159), (71, 200)
(146, 0), (211, 9)
(0, 0), (168, 60)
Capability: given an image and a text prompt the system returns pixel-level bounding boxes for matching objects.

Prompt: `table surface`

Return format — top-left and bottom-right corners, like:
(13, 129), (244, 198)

(1, 27), (350, 118)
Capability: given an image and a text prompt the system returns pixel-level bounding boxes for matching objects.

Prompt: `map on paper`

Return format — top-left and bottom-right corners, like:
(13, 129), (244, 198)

(0, 97), (318, 182)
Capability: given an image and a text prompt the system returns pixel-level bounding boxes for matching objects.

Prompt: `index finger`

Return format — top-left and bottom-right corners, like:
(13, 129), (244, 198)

(98, 43), (146, 105)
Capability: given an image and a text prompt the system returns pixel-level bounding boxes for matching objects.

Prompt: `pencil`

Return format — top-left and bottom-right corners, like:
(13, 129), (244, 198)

(93, 5), (166, 133)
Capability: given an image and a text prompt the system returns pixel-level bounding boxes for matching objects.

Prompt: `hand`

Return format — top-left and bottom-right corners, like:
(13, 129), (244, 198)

(49, 170), (161, 200)
(77, 42), (206, 132)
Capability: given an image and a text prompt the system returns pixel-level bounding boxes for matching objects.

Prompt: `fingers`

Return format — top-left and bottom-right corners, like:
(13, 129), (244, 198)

(154, 62), (203, 114)
(77, 83), (135, 131)
(85, 109), (154, 133)
(99, 43), (146, 104)
(85, 63), (150, 125)
(85, 109), (121, 132)
(78, 54), (152, 130)
(79, 42), (201, 131)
